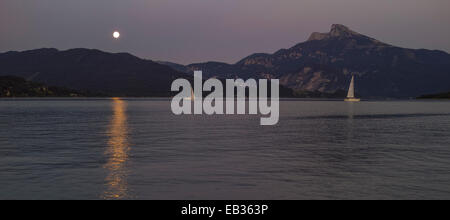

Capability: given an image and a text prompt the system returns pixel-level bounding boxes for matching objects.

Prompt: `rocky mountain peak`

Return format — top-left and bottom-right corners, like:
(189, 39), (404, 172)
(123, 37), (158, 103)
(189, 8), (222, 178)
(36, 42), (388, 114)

(308, 24), (360, 41)
(330, 24), (357, 37)
(307, 32), (329, 41)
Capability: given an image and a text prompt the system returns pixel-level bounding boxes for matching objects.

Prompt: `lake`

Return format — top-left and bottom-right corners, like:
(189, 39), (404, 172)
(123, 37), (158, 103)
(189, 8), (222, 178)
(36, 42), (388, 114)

(1, 98), (450, 199)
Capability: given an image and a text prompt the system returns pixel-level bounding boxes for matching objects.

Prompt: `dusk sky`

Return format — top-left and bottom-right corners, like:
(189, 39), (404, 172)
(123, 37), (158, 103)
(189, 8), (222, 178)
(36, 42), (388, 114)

(1, 0), (450, 64)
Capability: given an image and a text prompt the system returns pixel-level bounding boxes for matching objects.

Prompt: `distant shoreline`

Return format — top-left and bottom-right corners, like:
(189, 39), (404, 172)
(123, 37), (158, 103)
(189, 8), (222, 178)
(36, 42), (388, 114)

(2, 97), (449, 102)
(417, 92), (450, 99)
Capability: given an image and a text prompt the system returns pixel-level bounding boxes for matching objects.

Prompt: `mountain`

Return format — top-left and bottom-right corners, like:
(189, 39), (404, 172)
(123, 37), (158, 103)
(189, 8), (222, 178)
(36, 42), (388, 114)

(0, 48), (190, 97)
(3, 25), (449, 98)
(185, 24), (450, 98)
(156, 61), (191, 74)
(0, 76), (92, 97)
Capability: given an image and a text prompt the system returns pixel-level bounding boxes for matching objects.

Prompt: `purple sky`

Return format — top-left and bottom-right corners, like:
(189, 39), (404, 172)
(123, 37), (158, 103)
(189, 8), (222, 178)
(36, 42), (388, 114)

(1, 0), (450, 64)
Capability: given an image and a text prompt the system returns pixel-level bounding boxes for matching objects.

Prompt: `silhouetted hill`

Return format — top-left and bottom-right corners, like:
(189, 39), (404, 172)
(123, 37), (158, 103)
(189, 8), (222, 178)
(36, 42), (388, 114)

(0, 49), (299, 97)
(186, 24), (450, 98)
(0, 48), (190, 97)
(157, 61), (191, 74)
(0, 76), (91, 97)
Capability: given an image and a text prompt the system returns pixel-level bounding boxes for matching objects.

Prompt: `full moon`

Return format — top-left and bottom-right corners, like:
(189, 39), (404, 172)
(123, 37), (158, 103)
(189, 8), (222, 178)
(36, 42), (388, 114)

(113, 31), (120, 39)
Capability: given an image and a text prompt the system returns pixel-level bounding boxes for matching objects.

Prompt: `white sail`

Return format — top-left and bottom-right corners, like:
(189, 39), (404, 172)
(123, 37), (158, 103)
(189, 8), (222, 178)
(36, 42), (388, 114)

(347, 75), (355, 98)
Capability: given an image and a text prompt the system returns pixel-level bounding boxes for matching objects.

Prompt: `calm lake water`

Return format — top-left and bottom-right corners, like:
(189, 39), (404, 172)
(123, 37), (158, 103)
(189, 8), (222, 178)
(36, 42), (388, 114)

(0, 98), (450, 199)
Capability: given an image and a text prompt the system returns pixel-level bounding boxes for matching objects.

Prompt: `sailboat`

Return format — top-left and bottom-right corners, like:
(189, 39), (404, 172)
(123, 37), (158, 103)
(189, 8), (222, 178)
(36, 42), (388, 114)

(345, 75), (361, 102)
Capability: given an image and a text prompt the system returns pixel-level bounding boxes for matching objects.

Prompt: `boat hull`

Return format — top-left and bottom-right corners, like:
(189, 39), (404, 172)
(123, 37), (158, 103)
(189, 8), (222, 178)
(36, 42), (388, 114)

(345, 98), (361, 102)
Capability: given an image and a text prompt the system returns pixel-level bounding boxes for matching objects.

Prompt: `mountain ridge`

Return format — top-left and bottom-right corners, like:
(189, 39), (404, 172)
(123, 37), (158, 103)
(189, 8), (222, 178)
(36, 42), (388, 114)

(2, 24), (450, 98)
(184, 24), (450, 97)
(0, 48), (191, 97)
(0, 48), (300, 97)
